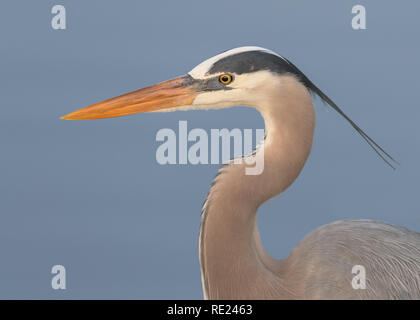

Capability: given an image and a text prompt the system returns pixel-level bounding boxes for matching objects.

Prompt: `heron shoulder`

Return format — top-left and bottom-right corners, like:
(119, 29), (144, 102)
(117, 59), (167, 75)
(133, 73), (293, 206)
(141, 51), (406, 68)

(283, 219), (420, 299)
(293, 219), (420, 260)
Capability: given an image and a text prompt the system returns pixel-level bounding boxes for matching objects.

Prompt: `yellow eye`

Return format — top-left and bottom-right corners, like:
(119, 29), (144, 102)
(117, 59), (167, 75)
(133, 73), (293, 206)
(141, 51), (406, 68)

(218, 74), (233, 85)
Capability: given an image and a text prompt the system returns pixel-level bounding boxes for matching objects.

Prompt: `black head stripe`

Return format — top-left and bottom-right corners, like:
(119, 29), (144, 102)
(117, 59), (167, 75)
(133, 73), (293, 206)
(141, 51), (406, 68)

(207, 50), (312, 89)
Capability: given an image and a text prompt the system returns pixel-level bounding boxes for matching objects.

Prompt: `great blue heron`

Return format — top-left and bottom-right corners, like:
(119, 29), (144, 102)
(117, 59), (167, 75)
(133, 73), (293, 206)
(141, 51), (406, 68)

(62, 47), (420, 299)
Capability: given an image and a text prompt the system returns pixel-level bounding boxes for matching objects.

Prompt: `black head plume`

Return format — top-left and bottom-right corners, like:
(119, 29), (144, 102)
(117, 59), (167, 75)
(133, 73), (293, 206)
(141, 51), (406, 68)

(282, 57), (398, 169)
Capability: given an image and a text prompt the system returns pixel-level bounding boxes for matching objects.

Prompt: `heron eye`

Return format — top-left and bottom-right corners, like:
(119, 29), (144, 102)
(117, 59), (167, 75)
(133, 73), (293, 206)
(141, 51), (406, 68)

(219, 74), (233, 85)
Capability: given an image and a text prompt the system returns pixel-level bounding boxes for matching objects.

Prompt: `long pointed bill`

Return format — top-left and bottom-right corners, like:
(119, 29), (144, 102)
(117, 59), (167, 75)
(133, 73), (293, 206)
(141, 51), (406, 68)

(61, 75), (197, 120)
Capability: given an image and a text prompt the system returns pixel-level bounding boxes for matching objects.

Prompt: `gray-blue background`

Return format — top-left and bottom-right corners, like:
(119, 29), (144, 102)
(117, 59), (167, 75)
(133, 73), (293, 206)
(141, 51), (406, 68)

(0, 1), (418, 299)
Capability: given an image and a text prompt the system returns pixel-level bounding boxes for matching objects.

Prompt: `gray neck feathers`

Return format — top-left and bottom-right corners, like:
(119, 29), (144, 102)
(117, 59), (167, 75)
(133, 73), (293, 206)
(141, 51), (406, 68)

(199, 76), (316, 299)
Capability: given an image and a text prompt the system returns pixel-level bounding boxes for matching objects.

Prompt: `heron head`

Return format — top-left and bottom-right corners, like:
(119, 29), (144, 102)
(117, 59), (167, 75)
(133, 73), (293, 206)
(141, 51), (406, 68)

(61, 46), (396, 168)
(61, 46), (310, 120)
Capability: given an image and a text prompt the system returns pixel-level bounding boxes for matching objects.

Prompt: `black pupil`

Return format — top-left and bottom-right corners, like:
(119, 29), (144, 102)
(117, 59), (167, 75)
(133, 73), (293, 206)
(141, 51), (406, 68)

(221, 76), (229, 83)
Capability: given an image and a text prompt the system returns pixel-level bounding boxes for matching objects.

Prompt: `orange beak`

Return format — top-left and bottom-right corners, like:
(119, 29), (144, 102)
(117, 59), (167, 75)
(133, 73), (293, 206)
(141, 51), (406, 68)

(61, 75), (198, 120)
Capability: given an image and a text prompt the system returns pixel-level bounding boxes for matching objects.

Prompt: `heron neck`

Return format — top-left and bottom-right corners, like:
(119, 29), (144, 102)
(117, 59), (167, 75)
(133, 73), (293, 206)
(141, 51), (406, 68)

(199, 78), (315, 299)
